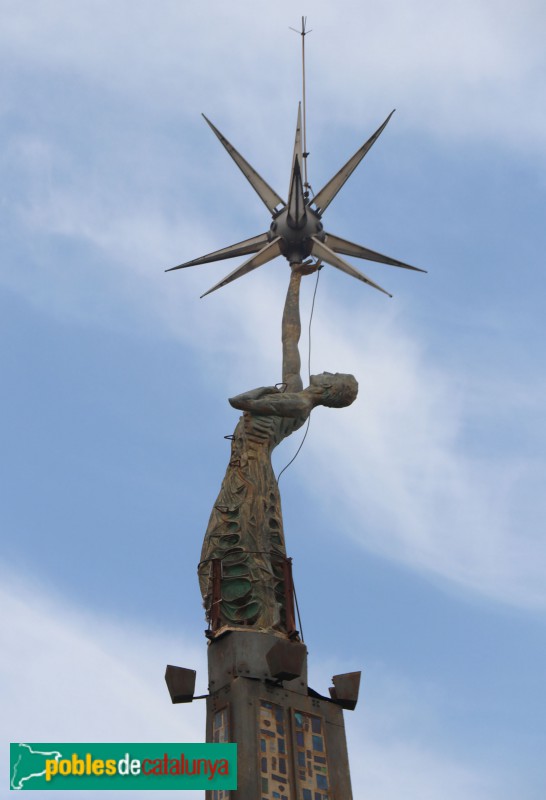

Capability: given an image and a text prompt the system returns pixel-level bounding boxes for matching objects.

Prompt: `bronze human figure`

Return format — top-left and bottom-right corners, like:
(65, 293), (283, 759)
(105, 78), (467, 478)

(198, 264), (358, 634)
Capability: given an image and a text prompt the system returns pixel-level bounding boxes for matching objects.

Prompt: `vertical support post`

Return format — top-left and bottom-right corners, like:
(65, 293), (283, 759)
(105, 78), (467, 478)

(283, 556), (297, 637)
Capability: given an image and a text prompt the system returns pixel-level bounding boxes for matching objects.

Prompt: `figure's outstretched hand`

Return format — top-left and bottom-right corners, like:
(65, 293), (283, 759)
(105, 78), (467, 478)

(291, 259), (322, 277)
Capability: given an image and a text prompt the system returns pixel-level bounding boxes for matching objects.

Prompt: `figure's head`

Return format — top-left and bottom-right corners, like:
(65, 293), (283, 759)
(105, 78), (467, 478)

(308, 372), (358, 408)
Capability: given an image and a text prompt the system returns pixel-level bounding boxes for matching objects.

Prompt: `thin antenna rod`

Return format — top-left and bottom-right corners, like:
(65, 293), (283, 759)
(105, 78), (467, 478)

(301, 17), (309, 190)
(290, 17), (312, 191)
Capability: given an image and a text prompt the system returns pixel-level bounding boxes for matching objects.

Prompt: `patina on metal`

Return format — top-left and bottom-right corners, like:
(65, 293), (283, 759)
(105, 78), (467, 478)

(198, 265), (358, 636)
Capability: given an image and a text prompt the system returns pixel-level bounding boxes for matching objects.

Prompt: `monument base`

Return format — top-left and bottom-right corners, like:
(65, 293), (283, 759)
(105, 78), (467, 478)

(205, 630), (354, 800)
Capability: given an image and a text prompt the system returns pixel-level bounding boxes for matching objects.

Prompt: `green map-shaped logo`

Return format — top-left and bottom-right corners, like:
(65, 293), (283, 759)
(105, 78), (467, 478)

(10, 743), (63, 790)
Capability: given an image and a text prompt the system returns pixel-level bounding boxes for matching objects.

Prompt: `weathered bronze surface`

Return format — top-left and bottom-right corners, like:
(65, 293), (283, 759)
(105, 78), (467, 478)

(198, 265), (358, 635)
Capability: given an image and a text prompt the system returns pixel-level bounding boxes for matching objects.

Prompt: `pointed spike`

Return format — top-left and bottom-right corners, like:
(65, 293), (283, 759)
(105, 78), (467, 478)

(323, 232), (427, 273)
(290, 103), (303, 195)
(202, 115), (285, 213)
(166, 232), (271, 272)
(287, 104), (306, 228)
(286, 156), (307, 229)
(312, 110), (395, 213)
(200, 238), (282, 298)
(311, 237), (392, 297)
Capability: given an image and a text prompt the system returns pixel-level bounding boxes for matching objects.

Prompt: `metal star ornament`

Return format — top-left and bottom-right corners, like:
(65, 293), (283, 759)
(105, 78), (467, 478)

(167, 104), (425, 298)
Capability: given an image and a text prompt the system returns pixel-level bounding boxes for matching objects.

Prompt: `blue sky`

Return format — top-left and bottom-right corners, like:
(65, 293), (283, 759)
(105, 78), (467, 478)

(2, 1), (546, 798)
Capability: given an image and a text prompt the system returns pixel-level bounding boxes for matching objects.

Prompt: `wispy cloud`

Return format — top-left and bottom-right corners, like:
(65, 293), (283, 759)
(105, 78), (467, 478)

(298, 305), (546, 609)
(6, 162), (545, 609)
(1, 1), (544, 158)
(2, 567), (205, 798)
(2, 7), (544, 798)
(2, 567), (504, 800)
(2, 1), (544, 610)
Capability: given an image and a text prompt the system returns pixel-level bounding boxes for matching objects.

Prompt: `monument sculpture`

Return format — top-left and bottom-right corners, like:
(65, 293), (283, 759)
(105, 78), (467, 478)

(165, 20), (424, 799)
(199, 264), (358, 635)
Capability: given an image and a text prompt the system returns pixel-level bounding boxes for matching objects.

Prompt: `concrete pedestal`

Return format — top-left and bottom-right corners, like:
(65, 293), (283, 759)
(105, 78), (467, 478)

(205, 630), (354, 800)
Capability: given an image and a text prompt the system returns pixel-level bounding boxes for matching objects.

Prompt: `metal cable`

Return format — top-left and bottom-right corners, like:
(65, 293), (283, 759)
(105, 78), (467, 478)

(307, 264), (321, 382)
(277, 266), (321, 483)
(293, 576), (305, 642)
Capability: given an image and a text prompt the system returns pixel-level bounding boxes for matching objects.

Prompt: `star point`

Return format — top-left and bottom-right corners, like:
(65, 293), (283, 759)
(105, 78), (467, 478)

(167, 107), (424, 298)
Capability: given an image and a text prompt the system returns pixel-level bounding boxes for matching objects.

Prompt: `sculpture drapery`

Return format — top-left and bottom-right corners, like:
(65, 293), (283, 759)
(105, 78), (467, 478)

(198, 265), (358, 635)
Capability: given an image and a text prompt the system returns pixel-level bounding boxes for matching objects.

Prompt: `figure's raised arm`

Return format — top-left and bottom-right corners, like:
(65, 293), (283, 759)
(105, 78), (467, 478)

(282, 267), (304, 392)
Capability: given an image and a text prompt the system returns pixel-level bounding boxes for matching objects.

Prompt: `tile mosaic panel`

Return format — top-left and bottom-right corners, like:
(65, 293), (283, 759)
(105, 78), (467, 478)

(212, 706), (230, 800)
(258, 699), (292, 800)
(292, 710), (330, 800)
